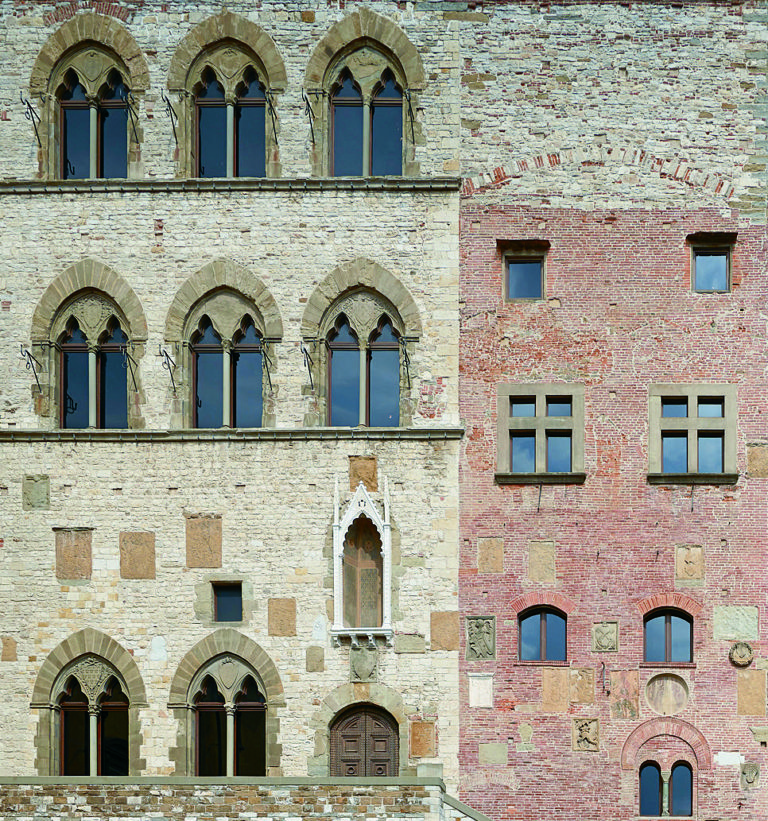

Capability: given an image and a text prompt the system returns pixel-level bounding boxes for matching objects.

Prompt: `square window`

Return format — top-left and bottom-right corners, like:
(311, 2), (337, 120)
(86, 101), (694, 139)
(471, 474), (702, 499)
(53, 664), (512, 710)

(693, 249), (729, 292)
(213, 582), (242, 622)
(661, 397), (688, 418)
(698, 397), (724, 418)
(698, 432), (724, 473)
(662, 433), (687, 473)
(507, 258), (543, 300)
(497, 385), (584, 483)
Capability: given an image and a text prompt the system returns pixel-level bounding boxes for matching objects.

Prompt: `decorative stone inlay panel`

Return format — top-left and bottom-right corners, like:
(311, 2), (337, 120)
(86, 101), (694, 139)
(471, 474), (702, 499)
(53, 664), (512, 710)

(570, 668), (594, 705)
(609, 671), (639, 720)
(742, 762), (760, 791)
(409, 720), (436, 758)
(70, 656), (114, 704)
(477, 538), (503, 573)
(645, 674), (689, 716)
(713, 606), (759, 641)
(592, 621), (619, 652)
(350, 647), (377, 682)
(466, 616), (495, 660)
(675, 544), (704, 581)
(730, 641), (754, 667)
(527, 540), (556, 583)
(572, 718), (599, 752)
(737, 669), (766, 716)
(22, 475), (49, 510)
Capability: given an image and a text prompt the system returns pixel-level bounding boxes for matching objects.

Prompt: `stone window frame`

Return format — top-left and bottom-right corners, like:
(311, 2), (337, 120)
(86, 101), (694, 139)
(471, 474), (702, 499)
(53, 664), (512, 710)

(647, 384), (738, 484)
(167, 12), (287, 179)
(30, 259), (148, 430)
(300, 258), (422, 428)
(303, 8), (425, 177)
(498, 239), (550, 302)
(332, 477), (393, 647)
(29, 13), (150, 180)
(30, 628), (147, 776)
(193, 574), (255, 628)
(164, 259), (283, 430)
(495, 383), (586, 484)
(688, 231), (737, 294)
(167, 629), (285, 776)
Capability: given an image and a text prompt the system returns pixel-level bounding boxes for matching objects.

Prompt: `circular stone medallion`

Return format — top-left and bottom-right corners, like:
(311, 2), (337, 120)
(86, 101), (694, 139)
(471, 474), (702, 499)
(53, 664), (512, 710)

(645, 673), (689, 716)
(729, 642), (754, 667)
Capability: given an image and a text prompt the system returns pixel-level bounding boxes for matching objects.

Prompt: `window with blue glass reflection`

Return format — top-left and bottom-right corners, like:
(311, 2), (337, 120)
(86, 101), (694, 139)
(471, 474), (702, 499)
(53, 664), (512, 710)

(60, 72), (90, 179)
(196, 69), (227, 178)
(328, 316), (360, 426)
(235, 68), (266, 178)
(332, 74), (363, 176)
(98, 71), (128, 178)
(639, 762), (662, 816)
(193, 318), (224, 428)
(519, 608), (566, 661)
(367, 318), (400, 427)
(371, 72), (402, 176)
(61, 321), (89, 428)
(662, 432), (687, 473)
(644, 610), (692, 663)
(507, 258), (543, 300)
(670, 761), (693, 816)
(232, 319), (263, 428)
(693, 249), (729, 292)
(98, 322), (128, 429)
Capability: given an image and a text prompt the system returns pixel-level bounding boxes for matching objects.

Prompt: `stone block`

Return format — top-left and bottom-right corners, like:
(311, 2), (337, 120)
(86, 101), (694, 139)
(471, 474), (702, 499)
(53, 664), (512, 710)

(541, 667), (568, 712)
(410, 721), (436, 758)
(306, 646), (324, 673)
(477, 537), (503, 573)
(572, 718), (599, 752)
(119, 532), (156, 579)
(713, 606), (759, 640)
(268, 598), (296, 636)
(1, 636), (17, 662)
(430, 611), (459, 651)
(185, 514), (222, 568)
(300, 10), (315, 22)
(528, 540), (556, 583)
(592, 621), (619, 652)
(609, 671), (639, 719)
(675, 544), (704, 580)
(349, 456), (377, 491)
(54, 528), (92, 579)
(478, 742), (507, 765)
(22, 475), (49, 510)
(570, 668), (594, 705)
(394, 634), (425, 653)
(468, 673), (493, 708)
(747, 444), (768, 477)
(738, 670), (766, 716)
(645, 673), (689, 715)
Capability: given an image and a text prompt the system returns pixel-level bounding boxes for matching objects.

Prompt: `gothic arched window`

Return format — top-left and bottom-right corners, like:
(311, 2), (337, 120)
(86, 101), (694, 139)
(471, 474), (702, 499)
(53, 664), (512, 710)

(371, 71), (403, 176)
(235, 68), (266, 177)
(342, 515), (383, 629)
(195, 68), (227, 178)
(332, 73), (363, 176)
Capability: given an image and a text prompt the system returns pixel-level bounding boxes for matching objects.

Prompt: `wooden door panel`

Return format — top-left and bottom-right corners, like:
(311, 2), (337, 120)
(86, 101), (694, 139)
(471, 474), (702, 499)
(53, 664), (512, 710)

(331, 706), (398, 777)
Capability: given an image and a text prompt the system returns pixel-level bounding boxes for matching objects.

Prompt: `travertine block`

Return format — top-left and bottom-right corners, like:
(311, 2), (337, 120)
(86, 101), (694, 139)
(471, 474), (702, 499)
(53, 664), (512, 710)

(675, 544), (704, 580)
(747, 444), (768, 477)
(714, 606), (759, 641)
(570, 668), (595, 704)
(119, 532), (156, 579)
(738, 670), (766, 716)
(349, 456), (377, 491)
(54, 528), (92, 579)
(541, 667), (568, 712)
(22, 475), (49, 510)
(185, 514), (222, 568)
(306, 646), (324, 672)
(1, 637), (17, 662)
(410, 721), (436, 758)
(477, 537), (503, 573)
(430, 611), (459, 651)
(468, 673), (493, 708)
(268, 598), (296, 636)
(394, 634), (426, 653)
(528, 540), (556, 583)
(478, 742), (507, 765)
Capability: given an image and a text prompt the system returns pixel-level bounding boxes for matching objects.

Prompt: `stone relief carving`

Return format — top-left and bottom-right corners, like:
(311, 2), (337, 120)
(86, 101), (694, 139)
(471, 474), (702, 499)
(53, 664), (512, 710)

(730, 641), (754, 667)
(53, 294), (125, 344)
(466, 616), (495, 660)
(325, 290), (404, 341)
(742, 761), (760, 791)
(69, 656), (114, 704)
(572, 718), (599, 752)
(592, 621), (619, 652)
(350, 647), (377, 682)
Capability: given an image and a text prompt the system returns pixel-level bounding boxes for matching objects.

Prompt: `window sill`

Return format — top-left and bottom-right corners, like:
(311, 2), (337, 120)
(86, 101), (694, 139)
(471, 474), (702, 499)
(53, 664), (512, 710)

(331, 628), (393, 648)
(495, 472), (586, 485)
(514, 659), (569, 667)
(647, 472), (738, 486)
(639, 662), (696, 669)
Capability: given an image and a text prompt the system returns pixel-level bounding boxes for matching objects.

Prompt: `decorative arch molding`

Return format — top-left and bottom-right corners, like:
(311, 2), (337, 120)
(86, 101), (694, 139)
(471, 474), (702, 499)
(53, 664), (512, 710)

(165, 259), (283, 343)
(621, 718), (712, 770)
(301, 258), (422, 340)
(307, 682), (412, 777)
(304, 8), (424, 91)
(636, 592), (702, 617)
(509, 591), (575, 616)
(167, 629), (285, 775)
(31, 258), (148, 343)
(30, 629), (147, 776)
(462, 145), (736, 201)
(29, 12), (150, 96)
(167, 12), (287, 92)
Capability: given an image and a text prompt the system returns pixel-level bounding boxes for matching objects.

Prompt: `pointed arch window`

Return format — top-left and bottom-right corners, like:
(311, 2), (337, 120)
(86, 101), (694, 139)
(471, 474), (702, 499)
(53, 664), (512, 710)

(196, 68), (227, 178)
(98, 678), (129, 776)
(195, 675), (226, 776)
(232, 318), (263, 428)
(61, 320), (89, 429)
(59, 676), (89, 775)
(343, 515), (383, 629)
(328, 315), (360, 426)
(192, 317), (224, 427)
(235, 68), (266, 178)
(332, 73), (363, 176)
(367, 317), (400, 426)
(371, 71), (403, 176)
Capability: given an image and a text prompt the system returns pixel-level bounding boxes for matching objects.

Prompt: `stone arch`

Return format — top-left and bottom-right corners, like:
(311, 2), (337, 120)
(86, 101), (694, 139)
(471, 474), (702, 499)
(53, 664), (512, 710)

(165, 259), (283, 343)
(636, 592), (702, 617)
(308, 682), (412, 777)
(167, 629), (285, 775)
(30, 629), (146, 776)
(304, 8), (424, 91)
(301, 258), (422, 340)
(31, 258), (147, 343)
(509, 591), (576, 615)
(621, 718), (712, 770)
(167, 12), (287, 92)
(29, 12), (150, 96)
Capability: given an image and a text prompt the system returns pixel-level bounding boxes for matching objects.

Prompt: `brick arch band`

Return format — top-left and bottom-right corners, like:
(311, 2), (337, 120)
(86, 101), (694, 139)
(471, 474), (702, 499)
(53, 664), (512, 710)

(304, 7), (425, 90)
(621, 718), (712, 770)
(29, 12), (150, 96)
(167, 629), (285, 775)
(636, 592), (702, 617)
(164, 259), (284, 342)
(509, 591), (576, 615)
(30, 628), (147, 775)
(167, 11), (287, 91)
(301, 257), (422, 340)
(31, 258), (148, 343)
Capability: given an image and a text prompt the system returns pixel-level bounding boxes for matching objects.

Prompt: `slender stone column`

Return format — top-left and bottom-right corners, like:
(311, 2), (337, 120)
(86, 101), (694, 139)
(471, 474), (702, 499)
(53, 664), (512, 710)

(226, 104), (235, 177)
(89, 707), (99, 776)
(89, 105), (98, 179)
(88, 346), (97, 428)
(222, 341), (232, 427)
(362, 101), (372, 176)
(226, 705), (236, 776)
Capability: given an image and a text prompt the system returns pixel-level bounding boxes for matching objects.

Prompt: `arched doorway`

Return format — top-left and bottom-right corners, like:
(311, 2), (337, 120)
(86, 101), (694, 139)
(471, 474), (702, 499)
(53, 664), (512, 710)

(330, 704), (399, 776)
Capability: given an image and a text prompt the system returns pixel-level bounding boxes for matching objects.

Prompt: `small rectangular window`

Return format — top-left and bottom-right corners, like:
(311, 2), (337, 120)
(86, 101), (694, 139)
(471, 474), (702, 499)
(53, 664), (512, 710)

(511, 433), (536, 472)
(507, 258), (543, 300)
(213, 583), (242, 622)
(662, 433), (687, 473)
(693, 249), (729, 292)
(698, 397), (724, 418)
(661, 397), (688, 418)
(698, 432), (724, 473)
(511, 398), (536, 417)
(546, 431), (572, 472)
(547, 398), (572, 417)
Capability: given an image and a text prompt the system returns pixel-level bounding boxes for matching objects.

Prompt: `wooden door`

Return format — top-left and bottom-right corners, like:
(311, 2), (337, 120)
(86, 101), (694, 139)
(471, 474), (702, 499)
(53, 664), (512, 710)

(330, 706), (398, 777)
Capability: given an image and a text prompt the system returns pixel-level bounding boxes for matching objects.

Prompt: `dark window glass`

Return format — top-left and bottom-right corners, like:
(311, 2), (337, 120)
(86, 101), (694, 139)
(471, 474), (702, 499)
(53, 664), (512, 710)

(519, 609), (566, 661)
(197, 71), (226, 178)
(196, 677), (225, 776)
(639, 762), (662, 816)
(193, 320), (223, 428)
(547, 398), (572, 417)
(694, 251), (728, 292)
(698, 432), (723, 473)
(662, 397), (688, 417)
(371, 75), (402, 176)
(511, 398), (536, 417)
(213, 583), (243, 622)
(62, 323), (89, 429)
(98, 323), (128, 429)
(662, 433), (687, 473)
(644, 614), (666, 663)
(329, 318), (360, 426)
(670, 762), (693, 816)
(332, 75), (363, 176)
(60, 677), (89, 775)
(670, 614), (693, 662)
(232, 321), (263, 428)
(507, 259), (542, 299)
(61, 76), (89, 179)
(546, 432), (571, 472)
(644, 611), (692, 663)
(235, 72), (266, 177)
(235, 677), (266, 776)
(698, 397), (724, 417)
(368, 318), (399, 426)
(511, 433), (535, 472)
(99, 75), (128, 178)
(99, 678), (128, 776)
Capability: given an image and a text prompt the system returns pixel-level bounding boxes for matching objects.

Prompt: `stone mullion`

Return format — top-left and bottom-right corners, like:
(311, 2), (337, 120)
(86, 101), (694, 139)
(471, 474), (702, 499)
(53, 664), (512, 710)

(362, 98), (372, 176)
(222, 340), (232, 427)
(88, 344), (98, 428)
(88, 101), (98, 179)
(226, 704), (236, 776)
(226, 100), (235, 178)
(88, 705), (99, 776)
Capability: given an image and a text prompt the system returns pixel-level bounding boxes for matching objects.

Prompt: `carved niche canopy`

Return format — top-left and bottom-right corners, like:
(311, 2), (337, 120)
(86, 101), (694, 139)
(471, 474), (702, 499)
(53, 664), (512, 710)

(323, 289), (404, 342)
(55, 655), (121, 706)
(52, 293), (128, 343)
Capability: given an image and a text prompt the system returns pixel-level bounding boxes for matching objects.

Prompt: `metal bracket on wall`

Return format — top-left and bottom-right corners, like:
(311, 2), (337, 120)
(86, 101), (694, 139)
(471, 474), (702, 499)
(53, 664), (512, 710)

(161, 91), (178, 146)
(121, 87), (140, 145)
(19, 90), (42, 148)
(159, 345), (177, 394)
(121, 343), (139, 391)
(19, 344), (42, 392)
(300, 341), (314, 391)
